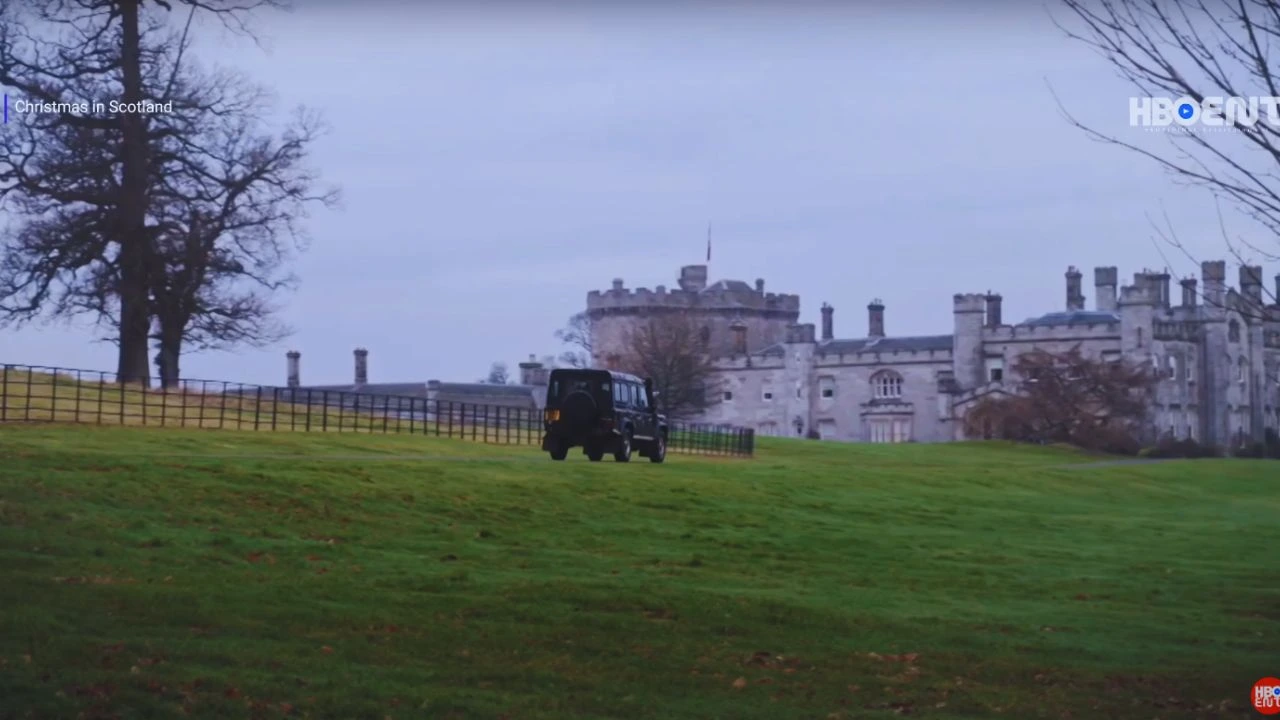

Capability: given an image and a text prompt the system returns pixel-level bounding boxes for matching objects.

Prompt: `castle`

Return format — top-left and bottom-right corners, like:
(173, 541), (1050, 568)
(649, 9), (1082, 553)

(587, 262), (1280, 447)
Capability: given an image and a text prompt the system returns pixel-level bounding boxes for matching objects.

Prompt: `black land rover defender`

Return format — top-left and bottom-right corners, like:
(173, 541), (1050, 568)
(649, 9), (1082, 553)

(541, 368), (668, 463)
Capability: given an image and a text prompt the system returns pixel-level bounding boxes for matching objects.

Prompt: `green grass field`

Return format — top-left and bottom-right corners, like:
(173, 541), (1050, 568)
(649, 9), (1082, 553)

(0, 424), (1275, 719)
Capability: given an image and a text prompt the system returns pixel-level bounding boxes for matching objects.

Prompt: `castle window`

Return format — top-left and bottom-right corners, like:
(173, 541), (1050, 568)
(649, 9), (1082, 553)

(1229, 319), (1240, 343)
(1166, 355), (1178, 379)
(723, 391), (734, 402)
(819, 376), (835, 399)
(762, 388), (773, 401)
(871, 370), (904, 400)
(1238, 357), (1247, 384)
(985, 357), (1005, 383)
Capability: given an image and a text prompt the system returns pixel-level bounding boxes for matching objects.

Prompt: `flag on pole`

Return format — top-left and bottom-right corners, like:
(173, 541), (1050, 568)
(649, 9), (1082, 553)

(706, 222), (712, 263)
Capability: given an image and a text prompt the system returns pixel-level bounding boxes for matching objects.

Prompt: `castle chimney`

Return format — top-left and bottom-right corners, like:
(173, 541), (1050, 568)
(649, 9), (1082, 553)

(1155, 271), (1172, 308)
(286, 351), (301, 388)
(1065, 266), (1085, 311)
(354, 347), (368, 386)
(518, 354), (544, 385)
(1202, 260), (1226, 306)
(1180, 276), (1198, 308)
(611, 278), (624, 291)
(820, 302), (834, 340)
(755, 278), (765, 294)
(731, 322), (747, 354)
(1094, 266), (1118, 312)
(867, 299), (885, 338)
(984, 292), (1002, 328)
(1240, 265), (1263, 306)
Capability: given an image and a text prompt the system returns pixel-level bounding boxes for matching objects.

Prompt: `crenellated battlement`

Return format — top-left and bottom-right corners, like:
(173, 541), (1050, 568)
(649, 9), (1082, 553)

(984, 320), (1119, 341)
(586, 279), (801, 315)
(953, 293), (986, 313)
(813, 347), (953, 365)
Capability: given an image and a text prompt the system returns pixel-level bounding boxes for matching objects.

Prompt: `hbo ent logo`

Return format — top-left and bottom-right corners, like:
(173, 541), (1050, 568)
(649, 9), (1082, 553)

(1129, 95), (1280, 128)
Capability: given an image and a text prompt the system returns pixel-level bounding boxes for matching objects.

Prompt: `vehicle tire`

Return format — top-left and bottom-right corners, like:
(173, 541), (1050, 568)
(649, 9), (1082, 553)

(549, 443), (568, 461)
(586, 448), (604, 462)
(649, 432), (666, 464)
(614, 430), (633, 462)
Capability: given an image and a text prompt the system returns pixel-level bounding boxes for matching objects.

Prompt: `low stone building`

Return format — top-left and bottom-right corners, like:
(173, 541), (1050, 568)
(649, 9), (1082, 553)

(276, 348), (551, 417)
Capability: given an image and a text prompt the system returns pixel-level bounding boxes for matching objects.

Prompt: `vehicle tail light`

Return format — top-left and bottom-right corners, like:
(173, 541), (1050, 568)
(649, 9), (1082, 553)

(544, 409), (560, 422)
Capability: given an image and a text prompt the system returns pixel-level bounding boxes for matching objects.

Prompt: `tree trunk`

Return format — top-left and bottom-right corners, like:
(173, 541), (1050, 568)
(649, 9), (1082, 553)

(155, 328), (183, 390)
(114, 0), (152, 388)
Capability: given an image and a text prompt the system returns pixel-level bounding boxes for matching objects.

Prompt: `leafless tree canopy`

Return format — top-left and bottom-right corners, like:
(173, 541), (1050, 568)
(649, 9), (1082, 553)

(482, 361), (510, 385)
(963, 346), (1158, 454)
(615, 311), (723, 420)
(554, 311), (593, 369)
(0, 0), (336, 387)
(1054, 0), (1280, 289)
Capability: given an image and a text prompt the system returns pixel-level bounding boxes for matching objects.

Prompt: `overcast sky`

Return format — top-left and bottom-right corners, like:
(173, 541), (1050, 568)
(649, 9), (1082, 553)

(4, 1), (1275, 387)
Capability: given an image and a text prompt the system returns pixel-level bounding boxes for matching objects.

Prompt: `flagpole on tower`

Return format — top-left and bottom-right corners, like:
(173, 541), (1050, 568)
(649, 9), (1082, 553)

(706, 222), (712, 264)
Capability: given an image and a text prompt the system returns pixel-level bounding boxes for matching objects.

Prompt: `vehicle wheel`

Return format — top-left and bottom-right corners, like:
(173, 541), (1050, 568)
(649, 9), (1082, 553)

(587, 448), (604, 462)
(549, 443), (567, 461)
(649, 433), (666, 464)
(614, 431), (633, 462)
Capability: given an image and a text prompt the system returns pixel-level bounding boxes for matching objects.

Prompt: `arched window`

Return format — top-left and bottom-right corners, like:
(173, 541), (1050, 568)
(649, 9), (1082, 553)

(1166, 355), (1178, 379)
(872, 370), (904, 400)
(1238, 357), (1247, 383)
(1229, 319), (1240, 343)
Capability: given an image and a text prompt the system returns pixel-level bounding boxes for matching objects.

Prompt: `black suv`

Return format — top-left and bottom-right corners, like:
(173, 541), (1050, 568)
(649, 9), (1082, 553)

(541, 368), (668, 463)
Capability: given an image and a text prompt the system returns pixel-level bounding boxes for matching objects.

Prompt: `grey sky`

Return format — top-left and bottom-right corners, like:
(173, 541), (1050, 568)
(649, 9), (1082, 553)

(4, 1), (1271, 387)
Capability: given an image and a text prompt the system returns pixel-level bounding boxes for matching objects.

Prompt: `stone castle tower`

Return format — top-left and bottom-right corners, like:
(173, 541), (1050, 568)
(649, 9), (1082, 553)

(585, 264), (801, 366)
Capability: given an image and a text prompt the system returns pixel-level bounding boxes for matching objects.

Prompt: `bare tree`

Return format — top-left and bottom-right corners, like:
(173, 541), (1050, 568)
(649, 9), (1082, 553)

(616, 311), (724, 420)
(0, 0), (332, 388)
(554, 311), (593, 368)
(963, 345), (1158, 454)
(1052, 0), (1279, 309)
(482, 361), (510, 385)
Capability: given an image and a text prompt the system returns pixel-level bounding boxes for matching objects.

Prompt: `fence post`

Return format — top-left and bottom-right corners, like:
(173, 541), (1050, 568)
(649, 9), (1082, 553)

(159, 379), (167, 427)
(470, 404), (477, 441)
(447, 401), (454, 438)
(217, 381), (227, 429)
(74, 370), (83, 424)
(408, 398), (416, 434)
(0, 365), (7, 422)
(50, 369), (58, 423)
(337, 392), (346, 433)
(322, 391), (330, 432)
(382, 396), (390, 434)
(271, 388), (279, 431)
(482, 404), (489, 443)
(179, 380), (188, 428)
(98, 373), (106, 425)
(118, 376), (125, 424)
(253, 387), (263, 431)
(305, 390), (313, 432)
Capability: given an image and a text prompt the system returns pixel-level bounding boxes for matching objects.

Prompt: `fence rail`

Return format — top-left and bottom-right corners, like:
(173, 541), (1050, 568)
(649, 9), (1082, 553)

(0, 364), (754, 458)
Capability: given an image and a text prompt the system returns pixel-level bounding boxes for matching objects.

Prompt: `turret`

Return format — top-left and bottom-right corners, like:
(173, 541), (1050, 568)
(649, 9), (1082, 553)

(952, 293), (985, 390)
(1065, 266), (1085, 311)
(820, 303), (834, 341)
(1118, 284), (1156, 355)
(677, 264), (707, 292)
(984, 292), (1002, 327)
(1094, 266), (1118, 312)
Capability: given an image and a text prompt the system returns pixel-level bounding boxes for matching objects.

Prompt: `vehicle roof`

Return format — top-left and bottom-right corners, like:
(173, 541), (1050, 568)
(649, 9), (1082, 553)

(548, 367), (646, 384)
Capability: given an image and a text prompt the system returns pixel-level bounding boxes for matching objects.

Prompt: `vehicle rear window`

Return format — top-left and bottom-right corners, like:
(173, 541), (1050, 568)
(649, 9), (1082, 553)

(548, 376), (611, 402)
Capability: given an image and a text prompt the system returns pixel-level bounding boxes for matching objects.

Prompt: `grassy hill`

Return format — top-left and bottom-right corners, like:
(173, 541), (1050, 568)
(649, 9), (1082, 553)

(0, 424), (1275, 719)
